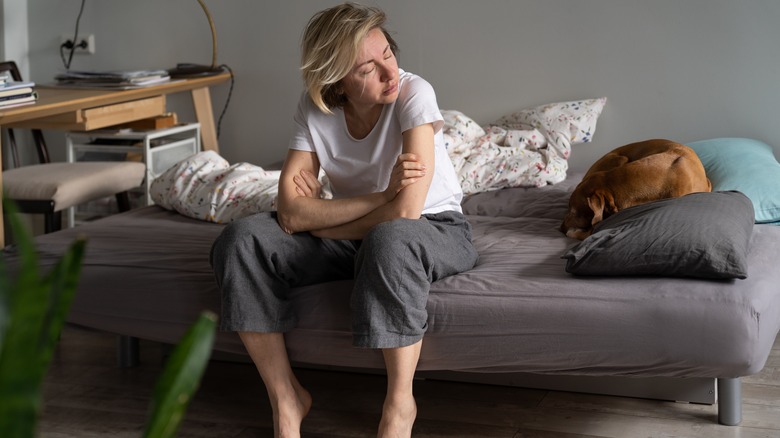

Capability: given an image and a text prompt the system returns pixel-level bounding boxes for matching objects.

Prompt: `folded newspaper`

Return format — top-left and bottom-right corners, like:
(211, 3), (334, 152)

(54, 69), (171, 88)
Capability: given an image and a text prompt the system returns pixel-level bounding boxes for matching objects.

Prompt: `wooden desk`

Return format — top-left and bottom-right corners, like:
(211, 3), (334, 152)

(0, 72), (231, 247)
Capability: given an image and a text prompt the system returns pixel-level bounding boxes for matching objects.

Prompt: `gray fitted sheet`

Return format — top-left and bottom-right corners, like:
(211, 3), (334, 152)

(13, 173), (780, 379)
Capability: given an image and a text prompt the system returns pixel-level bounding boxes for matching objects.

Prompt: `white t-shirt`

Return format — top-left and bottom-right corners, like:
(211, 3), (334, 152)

(289, 69), (463, 215)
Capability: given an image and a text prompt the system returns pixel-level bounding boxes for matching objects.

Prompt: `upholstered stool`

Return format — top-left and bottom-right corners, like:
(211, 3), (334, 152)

(2, 161), (146, 233)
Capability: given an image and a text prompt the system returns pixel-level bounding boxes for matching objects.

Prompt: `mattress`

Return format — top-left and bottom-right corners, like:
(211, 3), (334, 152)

(14, 173), (780, 379)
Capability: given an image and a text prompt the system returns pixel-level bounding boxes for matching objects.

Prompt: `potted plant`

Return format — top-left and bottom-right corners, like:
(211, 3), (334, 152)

(0, 199), (216, 437)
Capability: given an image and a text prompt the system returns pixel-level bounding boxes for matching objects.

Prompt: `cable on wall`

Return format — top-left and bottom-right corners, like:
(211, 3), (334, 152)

(215, 64), (234, 140)
(60, 0), (87, 70)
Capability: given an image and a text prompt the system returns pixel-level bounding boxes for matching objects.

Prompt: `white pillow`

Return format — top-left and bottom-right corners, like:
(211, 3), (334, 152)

(444, 97), (606, 195)
(150, 151), (280, 223)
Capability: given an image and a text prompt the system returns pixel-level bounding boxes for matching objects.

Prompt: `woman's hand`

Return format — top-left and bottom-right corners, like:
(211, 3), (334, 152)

(294, 169), (322, 199)
(383, 153), (426, 202)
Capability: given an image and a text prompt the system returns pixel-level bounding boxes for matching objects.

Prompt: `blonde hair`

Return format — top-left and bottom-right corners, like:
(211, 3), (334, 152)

(301, 2), (398, 114)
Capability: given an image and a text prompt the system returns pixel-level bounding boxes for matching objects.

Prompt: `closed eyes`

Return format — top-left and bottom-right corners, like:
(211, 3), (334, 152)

(358, 47), (393, 76)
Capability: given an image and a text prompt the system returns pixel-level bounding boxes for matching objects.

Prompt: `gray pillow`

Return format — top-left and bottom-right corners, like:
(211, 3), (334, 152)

(562, 191), (754, 279)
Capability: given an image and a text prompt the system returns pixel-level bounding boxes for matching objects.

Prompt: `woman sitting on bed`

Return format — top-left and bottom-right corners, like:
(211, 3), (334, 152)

(210, 3), (478, 437)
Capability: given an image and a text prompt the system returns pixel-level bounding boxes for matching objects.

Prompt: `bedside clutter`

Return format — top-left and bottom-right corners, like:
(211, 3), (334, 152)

(65, 122), (201, 226)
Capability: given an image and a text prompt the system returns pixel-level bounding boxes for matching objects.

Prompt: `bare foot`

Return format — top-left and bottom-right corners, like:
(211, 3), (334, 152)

(272, 384), (312, 438)
(377, 396), (417, 438)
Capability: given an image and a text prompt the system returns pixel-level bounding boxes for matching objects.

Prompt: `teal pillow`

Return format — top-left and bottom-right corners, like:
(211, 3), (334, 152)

(688, 138), (780, 223)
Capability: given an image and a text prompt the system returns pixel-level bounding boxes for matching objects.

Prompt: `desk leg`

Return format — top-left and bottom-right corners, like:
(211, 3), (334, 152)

(191, 87), (219, 153)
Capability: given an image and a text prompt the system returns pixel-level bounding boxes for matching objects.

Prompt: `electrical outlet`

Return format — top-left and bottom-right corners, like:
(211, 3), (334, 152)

(60, 34), (95, 55)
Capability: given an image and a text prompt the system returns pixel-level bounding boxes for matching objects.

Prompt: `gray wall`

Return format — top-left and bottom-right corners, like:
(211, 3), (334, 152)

(2, 0), (30, 79)
(21, 0), (780, 171)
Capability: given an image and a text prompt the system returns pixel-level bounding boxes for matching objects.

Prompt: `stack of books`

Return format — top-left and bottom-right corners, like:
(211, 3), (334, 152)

(0, 74), (37, 108)
(54, 69), (171, 89)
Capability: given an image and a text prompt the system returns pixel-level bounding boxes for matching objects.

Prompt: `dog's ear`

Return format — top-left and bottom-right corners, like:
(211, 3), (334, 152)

(602, 191), (618, 217)
(587, 190), (619, 226)
(587, 193), (606, 226)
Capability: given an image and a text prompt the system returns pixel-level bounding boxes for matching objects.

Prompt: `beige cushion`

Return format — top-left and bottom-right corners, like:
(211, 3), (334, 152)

(3, 162), (146, 211)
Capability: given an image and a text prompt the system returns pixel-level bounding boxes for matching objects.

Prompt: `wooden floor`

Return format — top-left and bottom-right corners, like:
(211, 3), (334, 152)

(39, 326), (780, 438)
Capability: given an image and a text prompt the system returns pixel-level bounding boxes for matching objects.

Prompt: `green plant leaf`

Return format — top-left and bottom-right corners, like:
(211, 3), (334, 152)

(0, 200), (39, 353)
(1, 199), (215, 437)
(143, 311), (217, 438)
(38, 237), (85, 366)
(0, 249), (9, 352)
(0, 199), (86, 438)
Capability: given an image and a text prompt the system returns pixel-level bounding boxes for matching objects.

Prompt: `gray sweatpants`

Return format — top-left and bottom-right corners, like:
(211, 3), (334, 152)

(210, 211), (478, 349)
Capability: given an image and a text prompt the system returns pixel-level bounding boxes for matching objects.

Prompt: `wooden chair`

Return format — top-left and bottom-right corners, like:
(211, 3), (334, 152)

(1, 61), (145, 233)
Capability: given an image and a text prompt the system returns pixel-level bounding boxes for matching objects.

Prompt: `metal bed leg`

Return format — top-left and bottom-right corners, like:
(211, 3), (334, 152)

(717, 378), (742, 426)
(118, 335), (139, 368)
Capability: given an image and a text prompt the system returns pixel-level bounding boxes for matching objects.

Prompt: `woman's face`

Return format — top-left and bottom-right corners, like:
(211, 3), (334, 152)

(341, 27), (399, 110)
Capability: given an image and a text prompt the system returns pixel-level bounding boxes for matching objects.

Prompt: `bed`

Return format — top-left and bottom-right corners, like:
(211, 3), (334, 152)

(4, 84), (780, 422)
(9, 142), (780, 426)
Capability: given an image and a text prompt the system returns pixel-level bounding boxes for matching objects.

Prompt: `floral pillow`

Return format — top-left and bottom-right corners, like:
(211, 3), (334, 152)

(444, 97), (607, 195)
(150, 151), (281, 223)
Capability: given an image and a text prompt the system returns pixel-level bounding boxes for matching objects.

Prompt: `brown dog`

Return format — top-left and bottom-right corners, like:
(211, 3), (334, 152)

(561, 139), (711, 240)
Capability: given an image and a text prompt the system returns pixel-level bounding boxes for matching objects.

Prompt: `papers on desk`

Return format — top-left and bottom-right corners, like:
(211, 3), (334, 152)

(54, 69), (172, 89)
(0, 80), (37, 108)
